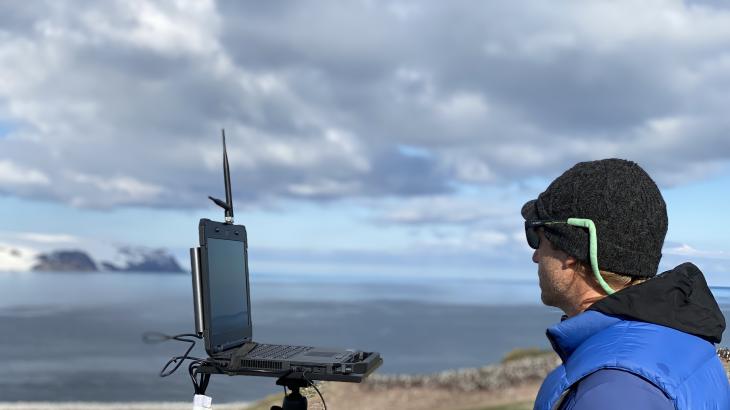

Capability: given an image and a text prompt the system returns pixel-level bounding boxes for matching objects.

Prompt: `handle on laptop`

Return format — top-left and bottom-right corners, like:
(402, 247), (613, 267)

(347, 351), (381, 374)
(190, 247), (204, 336)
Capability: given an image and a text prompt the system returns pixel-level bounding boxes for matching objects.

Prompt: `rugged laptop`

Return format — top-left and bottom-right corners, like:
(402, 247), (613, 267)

(191, 218), (378, 376)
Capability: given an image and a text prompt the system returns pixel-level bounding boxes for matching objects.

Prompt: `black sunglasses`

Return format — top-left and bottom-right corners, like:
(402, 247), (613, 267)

(524, 220), (568, 249)
(524, 218), (614, 294)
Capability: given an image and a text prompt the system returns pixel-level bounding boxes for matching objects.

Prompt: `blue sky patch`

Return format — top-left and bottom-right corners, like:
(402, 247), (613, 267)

(0, 121), (15, 138)
(397, 144), (433, 159)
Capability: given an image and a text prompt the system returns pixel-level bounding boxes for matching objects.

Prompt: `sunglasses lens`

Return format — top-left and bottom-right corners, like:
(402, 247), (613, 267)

(525, 224), (540, 249)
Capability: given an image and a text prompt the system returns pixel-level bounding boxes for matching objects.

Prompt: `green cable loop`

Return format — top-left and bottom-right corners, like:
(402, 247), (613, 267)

(566, 218), (615, 295)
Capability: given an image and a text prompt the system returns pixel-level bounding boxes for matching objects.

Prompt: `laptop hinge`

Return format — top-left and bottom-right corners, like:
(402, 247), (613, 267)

(234, 341), (258, 357)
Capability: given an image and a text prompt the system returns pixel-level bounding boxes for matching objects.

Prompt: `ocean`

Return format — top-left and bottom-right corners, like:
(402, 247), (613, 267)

(0, 272), (728, 403)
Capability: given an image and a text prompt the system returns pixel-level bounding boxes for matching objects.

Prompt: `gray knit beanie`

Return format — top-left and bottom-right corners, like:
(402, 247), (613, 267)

(521, 158), (668, 278)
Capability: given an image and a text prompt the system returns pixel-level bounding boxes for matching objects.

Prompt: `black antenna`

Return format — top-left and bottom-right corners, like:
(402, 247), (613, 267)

(208, 129), (234, 224)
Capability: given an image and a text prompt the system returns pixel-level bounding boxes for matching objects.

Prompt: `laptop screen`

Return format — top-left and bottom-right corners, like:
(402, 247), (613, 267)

(207, 237), (251, 348)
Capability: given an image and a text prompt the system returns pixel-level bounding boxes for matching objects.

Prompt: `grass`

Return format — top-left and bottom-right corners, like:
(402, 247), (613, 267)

(501, 348), (552, 363)
(244, 390), (535, 410)
(241, 391), (285, 410)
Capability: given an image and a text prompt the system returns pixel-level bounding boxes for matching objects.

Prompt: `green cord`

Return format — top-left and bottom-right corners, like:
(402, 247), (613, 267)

(566, 218), (615, 295)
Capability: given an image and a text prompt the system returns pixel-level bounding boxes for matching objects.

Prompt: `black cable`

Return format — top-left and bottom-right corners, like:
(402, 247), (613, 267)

(302, 370), (327, 410)
(148, 332), (321, 399)
(145, 331), (222, 396)
(189, 360), (211, 395)
(143, 332), (207, 377)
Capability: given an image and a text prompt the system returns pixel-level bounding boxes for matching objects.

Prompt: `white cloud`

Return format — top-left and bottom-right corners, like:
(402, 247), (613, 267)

(436, 92), (489, 123)
(1, 1), (730, 208)
(0, 160), (49, 186)
(0, 230), (83, 252)
(660, 242), (730, 285)
(0, 242), (38, 271)
(405, 228), (513, 255)
(450, 158), (496, 183)
(70, 173), (164, 202)
(287, 179), (360, 197)
(468, 230), (509, 247)
(52, 1), (223, 57)
(17, 232), (78, 244)
(664, 243), (730, 260)
(377, 196), (511, 225)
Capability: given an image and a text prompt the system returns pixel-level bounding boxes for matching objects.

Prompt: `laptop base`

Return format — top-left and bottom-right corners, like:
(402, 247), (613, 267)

(198, 351), (383, 383)
(195, 354), (382, 409)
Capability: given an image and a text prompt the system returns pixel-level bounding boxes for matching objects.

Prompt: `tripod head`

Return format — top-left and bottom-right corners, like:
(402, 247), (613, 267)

(271, 377), (311, 410)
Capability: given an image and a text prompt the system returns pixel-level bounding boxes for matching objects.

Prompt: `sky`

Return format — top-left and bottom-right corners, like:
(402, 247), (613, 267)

(1, 0), (730, 284)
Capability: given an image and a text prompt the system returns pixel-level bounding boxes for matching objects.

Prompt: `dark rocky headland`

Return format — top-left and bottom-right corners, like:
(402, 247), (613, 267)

(29, 248), (183, 273)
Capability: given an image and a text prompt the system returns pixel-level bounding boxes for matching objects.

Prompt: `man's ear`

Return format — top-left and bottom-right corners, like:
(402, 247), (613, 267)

(563, 255), (592, 279)
(563, 254), (580, 271)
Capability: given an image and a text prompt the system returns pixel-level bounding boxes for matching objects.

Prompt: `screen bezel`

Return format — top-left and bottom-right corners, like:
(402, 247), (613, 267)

(199, 218), (252, 355)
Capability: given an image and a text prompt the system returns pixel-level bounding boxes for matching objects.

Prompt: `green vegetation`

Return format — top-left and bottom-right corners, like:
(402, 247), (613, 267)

(243, 391), (285, 410)
(501, 348), (552, 363)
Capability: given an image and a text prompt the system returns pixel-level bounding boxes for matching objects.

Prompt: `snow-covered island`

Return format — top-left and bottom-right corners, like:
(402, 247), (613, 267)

(0, 245), (183, 273)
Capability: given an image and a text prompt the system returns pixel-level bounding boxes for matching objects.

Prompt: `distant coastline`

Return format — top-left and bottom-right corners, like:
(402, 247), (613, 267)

(0, 246), (183, 273)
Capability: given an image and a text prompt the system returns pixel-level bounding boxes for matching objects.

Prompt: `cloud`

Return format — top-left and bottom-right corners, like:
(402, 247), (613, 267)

(376, 196), (512, 225)
(67, 172), (165, 207)
(663, 243), (730, 260)
(0, 242), (38, 271)
(248, 241), (531, 278)
(0, 160), (49, 187)
(0, 230), (81, 251)
(1, 1), (730, 208)
(416, 229), (511, 250)
(656, 242), (730, 285)
(17, 232), (78, 244)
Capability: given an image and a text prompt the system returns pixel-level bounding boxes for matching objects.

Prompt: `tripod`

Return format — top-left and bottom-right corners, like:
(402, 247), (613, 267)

(270, 375), (312, 410)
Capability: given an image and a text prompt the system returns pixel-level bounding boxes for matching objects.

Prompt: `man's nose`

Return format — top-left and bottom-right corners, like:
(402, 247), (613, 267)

(532, 248), (539, 264)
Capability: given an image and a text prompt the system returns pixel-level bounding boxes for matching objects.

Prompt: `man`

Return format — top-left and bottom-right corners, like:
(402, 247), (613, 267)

(521, 158), (729, 409)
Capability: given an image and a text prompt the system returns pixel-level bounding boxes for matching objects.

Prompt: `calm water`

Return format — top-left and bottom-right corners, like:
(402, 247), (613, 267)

(0, 272), (728, 403)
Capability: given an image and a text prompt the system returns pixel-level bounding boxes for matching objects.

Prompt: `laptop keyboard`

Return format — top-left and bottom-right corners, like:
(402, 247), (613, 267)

(247, 344), (313, 360)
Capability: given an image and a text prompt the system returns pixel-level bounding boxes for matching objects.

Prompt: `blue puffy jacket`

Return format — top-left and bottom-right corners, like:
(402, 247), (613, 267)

(534, 263), (730, 410)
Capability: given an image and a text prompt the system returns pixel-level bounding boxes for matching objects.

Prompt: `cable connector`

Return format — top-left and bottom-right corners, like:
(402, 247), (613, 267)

(193, 394), (213, 410)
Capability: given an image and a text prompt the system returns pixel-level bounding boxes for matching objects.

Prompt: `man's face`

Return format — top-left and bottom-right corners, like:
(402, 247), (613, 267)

(531, 229), (578, 312)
